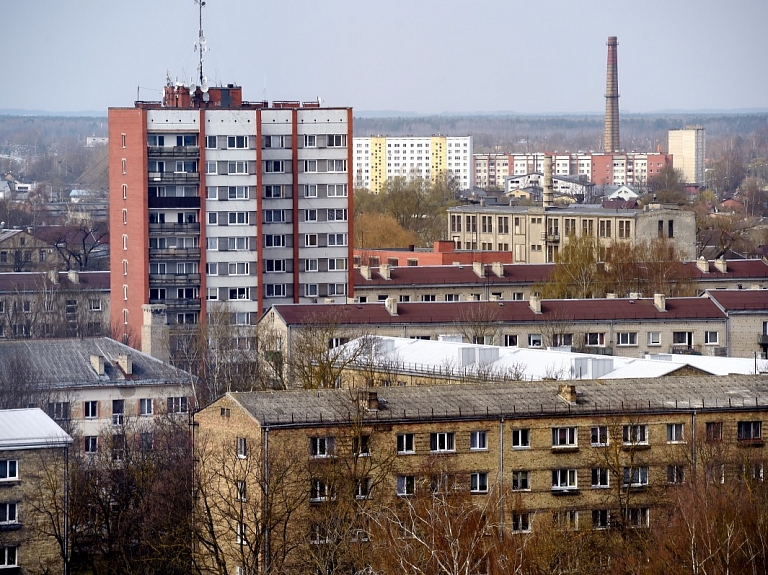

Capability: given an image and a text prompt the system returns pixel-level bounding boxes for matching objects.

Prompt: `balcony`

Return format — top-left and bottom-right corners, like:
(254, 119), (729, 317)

(149, 247), (201, 259)
(758, 334), (768, 346)
(149, 297), (201, 311)
(148, 171), (199, 184)
(149, 273), (201, 285)
(147, 146), (199, 157)
(583, 346), (613, 356)
(149, 196), (200, 209)
(149, 222), (200, 234)
(546, 234), (560, 243)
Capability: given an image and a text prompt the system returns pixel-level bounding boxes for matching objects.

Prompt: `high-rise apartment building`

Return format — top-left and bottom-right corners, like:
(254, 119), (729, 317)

(668, 126), (706, 185)
(474, 152), (672, 190)
(109, 82), (353, 345)
(353, 136), (473, 193)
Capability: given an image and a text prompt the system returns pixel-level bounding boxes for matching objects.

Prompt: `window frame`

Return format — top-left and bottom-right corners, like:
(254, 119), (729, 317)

(470, 472), (489, 494)
(552, 427), (578, 448)
(430, 431), (455, 453)
(512, 428), (530, 449)
(0, 460), (18, 482)
(470, 430), (488, 451)
(397, 433), (415, 454)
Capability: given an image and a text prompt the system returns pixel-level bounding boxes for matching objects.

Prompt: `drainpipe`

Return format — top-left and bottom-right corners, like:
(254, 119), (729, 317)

(499, 417), (505, 536)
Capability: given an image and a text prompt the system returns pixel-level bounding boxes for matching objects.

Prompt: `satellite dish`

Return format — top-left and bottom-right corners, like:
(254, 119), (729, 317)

(203, 92), (210, 102)
(199, 36), (207, 45)
(189, 83), (197, 92)
(201, 78), (209, 92)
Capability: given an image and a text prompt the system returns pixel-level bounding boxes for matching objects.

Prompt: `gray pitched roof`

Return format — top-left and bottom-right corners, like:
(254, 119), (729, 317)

(0, 337), (195, 389)
(228, 374), (768, 428)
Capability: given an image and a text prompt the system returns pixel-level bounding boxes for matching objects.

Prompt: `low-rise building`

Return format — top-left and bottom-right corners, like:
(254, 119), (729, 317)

(707, 289), (768, 359)
(0, 337), (196, 451)
(0, 408), (73, 573)
(448, 203), (697, 262)
(194, 376), (768, 572)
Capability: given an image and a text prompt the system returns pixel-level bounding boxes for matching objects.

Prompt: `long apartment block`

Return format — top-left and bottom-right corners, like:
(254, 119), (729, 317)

(109, 83), (353, 343)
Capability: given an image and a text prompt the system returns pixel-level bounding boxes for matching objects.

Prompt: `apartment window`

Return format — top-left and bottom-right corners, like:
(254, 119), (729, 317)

(617, 332), (637, 346)
(554, 510), (579, 531)
(228, 262), (249, 275)
(122, 183), (127, 199)
(265, 160), (284, 173)
(327, 159), (347, 172)
(598, 220), (612, 238)
(512, 429), (530, 449)
(647, 331), (661, 346)
(667, 465), (685, 484)
(303, 160), (317, 172)
(259, 185), (282, 200)
(167, 397), (188, 414)
(0, 460), (18, 481)
(591, 468), (610, 488)
(706, 421), (723, 442)
(305, 258), (318, 272)
(470, 431), (487, 451)
(430, 432), (455, 452)
(668, 220), (674, 238)
(84, 401), (98, 419)
(205, 135), (217, 148)
(626, 508), (649, 528)
(353, 435), (371, 457)
(327, 208), (348, 221)
(397, 475), (415, 496)
(208, 212), (218, 225)
(305, 234), (318, 247)
(705, 331), (719, 345)
(310, 479), (332, 503)
(227, 136), (248, 149)
(228, 186), (248, 200)
(327, 233), (347, 246)
(264, 235), (286, 247)
(122, 234), (128, 250)
(667, 423), (685, 443)
(112, 400), (124, 426)
(352, 477), (372, 502)
(303, 184), (317, 197)
(327, 258), (346, 271)
(623, 424), (649, 445)
(512, 470), (530, 491)
(303, 134), (316, 147)
(618, 220), (631, 238)
(512, 513), (530, 533)
(48, 401), (70, 421)
(0, 547), (17, 567)
(304, 209), (317, 222)
(265, 284), (286, 298)
(310, 436), (334, 458)
(327, 134), (347, 147)
(552, 469), (578, 490)
(552, 427), (578, 448)
(229, 211), (250, 225)
(623, 466), (649, 487)
(585, 332), (605, 346)
(327, 184), (347, 197)
(140, 398), (153, 416)
(83, 436), (98, 454)
(205, 161), (217, 174)
(236, 480), (247, 502)
(397, 433), (415, 454)
(236, 437), (247, 458)
(528, 334), (542, 347)
(328, 283), (346, 296)
(121, 158), (126, 174)
(147, 135), (164, 147)
(738, 421), (762, 441)
(228, 161), (248, 175)
(470, 472), (488, 493)
(591, 426), (608, 446)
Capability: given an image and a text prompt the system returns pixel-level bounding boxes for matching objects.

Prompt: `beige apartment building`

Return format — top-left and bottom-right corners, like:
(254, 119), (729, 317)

(0, 409), (73, 573)
(668, 126), (706, 186)
(193, 377), (768, 573)
(447, 203), (697, 263)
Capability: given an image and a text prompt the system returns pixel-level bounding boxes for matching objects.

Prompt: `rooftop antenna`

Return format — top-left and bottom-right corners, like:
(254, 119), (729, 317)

(193, 0), (209, 92)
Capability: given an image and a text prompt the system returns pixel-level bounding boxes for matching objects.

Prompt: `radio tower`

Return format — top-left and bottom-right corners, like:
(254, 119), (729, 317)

(604, 36), (620, 153)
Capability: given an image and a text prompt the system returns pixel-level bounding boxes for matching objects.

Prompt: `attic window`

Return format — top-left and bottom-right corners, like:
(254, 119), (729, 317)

(220, 408), (231, 418)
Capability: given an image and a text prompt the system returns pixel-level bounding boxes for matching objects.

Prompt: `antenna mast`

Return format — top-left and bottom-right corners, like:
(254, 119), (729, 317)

(194, 0), (209, 94)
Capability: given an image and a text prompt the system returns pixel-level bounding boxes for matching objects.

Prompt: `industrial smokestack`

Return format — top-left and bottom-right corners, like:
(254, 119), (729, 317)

(604, 36), (620, 153)
(543, 155), (553, 208)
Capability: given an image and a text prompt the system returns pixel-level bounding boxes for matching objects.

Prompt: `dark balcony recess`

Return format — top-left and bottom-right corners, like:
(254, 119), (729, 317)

(149, 196), (200, 209)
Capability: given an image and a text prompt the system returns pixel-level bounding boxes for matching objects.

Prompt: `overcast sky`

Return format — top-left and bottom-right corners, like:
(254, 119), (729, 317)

(3, 0), (767, 115)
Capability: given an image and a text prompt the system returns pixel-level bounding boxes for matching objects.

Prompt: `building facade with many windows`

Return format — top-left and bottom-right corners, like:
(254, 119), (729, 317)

(353, 135), (473, 192)
(109, 83), (353, 344)
(194, 377), (768, 572)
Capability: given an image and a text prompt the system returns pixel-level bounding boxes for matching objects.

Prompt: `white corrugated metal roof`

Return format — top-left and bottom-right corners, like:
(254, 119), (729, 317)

(340, 337), (764, 382)
(0, 409), (72, 450)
